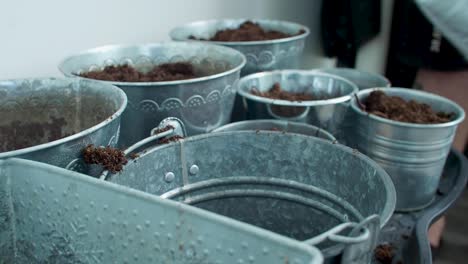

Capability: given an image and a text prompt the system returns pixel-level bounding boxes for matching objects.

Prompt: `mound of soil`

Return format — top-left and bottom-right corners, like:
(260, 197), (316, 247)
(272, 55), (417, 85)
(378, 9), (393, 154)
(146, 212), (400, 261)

(362, 91), (455, 124)
(374, 244), (395, 264)
(190, 21), (305, 42)
(251, 83), (315, 102)
(79, 62), (196, 82)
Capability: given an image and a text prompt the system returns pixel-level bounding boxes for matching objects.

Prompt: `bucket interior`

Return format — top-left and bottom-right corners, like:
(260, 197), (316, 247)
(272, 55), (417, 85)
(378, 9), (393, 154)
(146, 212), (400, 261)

(239, 71), (357, 103)
(60, 43), (245, 81)
(108, 132), (394, 247)
(0, 79), (123, 153)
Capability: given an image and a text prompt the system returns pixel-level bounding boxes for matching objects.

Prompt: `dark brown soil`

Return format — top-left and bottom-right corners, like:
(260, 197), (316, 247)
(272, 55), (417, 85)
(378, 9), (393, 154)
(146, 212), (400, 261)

(251, 83), (315, 118)
(190, 21), (305, 42)
(362, 91), (455, 124)
(251, 83), (315, 102)
(0, 117), (72, 153)
(374, 244), (395, 264)
(79, 62), (196, 82)
(82, 144), (127, 173)
(159, 135), (184, 144)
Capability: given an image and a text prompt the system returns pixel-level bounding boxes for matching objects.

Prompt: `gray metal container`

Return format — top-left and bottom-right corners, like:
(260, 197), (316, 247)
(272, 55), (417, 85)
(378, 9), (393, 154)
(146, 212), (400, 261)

(212, 119), (336, 141)
(314, 68), (391, 90)
(105, 131), (396, 262)
(349, 88), (465, 211)
(0, 158), (323, 264)
(237, 70), (358, 143)
(0, 78), (126, 171)
(170, 19), (310, 75)
(59, 42), (246, 147)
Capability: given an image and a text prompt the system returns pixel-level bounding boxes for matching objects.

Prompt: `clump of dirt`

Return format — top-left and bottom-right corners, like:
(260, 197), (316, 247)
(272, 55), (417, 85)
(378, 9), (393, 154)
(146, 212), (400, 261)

(362, 91), (455, 124)
(0, 117), (72, 153)
(251, 83), (315, 102)
(79, 62), (196, 82)
(374, 244), (395, 264)
(82, 144), (127, 173)
(159, 135), (184, 145)
(189, 21), (305, 42)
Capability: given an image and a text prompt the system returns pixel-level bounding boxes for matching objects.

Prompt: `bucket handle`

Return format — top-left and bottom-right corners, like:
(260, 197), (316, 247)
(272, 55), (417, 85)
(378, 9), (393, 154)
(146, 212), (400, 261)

(304, 219), (371, 246)
(123, 117), (187, 155)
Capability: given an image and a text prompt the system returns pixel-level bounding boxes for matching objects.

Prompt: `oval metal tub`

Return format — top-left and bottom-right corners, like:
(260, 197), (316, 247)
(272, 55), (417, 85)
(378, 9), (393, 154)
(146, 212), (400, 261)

(59, 42), (246, 147)
(105, 131), (396, 262)
(0, 158), (323, 264)
(349, 88), (465, 211)
(0, 78), (127, 172)
(212, 119), (336, 141)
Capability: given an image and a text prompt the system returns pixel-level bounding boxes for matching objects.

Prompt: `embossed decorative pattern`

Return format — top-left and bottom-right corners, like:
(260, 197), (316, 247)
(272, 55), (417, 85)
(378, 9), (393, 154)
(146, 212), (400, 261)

(0, 159), (323, 263)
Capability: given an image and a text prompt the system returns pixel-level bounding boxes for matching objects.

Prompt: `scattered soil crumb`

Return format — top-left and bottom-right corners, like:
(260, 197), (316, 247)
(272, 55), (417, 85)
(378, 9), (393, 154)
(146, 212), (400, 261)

(82, 144), (127, 173)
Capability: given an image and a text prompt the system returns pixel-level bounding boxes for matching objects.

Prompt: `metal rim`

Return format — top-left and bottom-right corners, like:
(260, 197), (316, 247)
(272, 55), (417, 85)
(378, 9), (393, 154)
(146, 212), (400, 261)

(109, 131), (396, 228)
(312, 68), (391, 88)
(350, 87), (466, 128)
(212, 119), (337, 141)
(58, 42), (247, 86)
(169, 18), (310, 46)
(0, 77), (128, 158)
(2, 157), (324, 264)
(237, 70), (359, 106)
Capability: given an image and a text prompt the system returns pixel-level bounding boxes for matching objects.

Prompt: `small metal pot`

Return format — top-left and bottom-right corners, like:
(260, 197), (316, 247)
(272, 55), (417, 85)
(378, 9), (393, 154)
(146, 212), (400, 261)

(237, 70), (358, 143)
(0, 78), (127, 170)
(212, 119), (336, 141)
(170, 19), (310, 76)
(314, 68), (391, 90)
(59, 42), (246, 147)
(350, 88), (465, 211)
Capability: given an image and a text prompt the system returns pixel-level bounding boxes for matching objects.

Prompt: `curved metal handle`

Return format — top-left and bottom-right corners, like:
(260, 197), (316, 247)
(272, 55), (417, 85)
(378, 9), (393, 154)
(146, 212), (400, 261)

(98, 117), (186, 180)
(304, 222), (370, 246)
(124, 117), (187, 155)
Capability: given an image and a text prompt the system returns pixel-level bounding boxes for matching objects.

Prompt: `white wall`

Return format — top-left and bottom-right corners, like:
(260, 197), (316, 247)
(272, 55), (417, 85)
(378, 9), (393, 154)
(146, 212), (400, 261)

(0, 0), (389, 79)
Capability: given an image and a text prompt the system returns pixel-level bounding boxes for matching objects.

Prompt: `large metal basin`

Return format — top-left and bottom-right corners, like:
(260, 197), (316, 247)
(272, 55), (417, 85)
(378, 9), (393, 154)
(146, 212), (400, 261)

(0, 78), (126, 170)
(350, 88), (465, 211)
(0, 158), (323, 264)
(59, 42), (246, 147)
(105, 131), (396, 262)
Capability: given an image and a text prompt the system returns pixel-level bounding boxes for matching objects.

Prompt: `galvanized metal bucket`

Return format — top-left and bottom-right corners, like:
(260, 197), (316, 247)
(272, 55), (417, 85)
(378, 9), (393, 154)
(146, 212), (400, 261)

(313, 68), (391, 90)
(170, 19), (310, 122)
(170, 19), (310, 76)
(0, 158), (323, 264)
(349, 88), (465, 211)
(237, 70), (358, 143)
(0, 78), (126, 172)
(212, 119), (336, 141)
(59, 42), (246, 147)
(105, 130), (396, 262)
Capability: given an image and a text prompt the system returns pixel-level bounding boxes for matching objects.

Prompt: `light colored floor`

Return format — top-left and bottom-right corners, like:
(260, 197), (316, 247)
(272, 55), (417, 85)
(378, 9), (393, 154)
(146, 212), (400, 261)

(434, 189), (468, 264)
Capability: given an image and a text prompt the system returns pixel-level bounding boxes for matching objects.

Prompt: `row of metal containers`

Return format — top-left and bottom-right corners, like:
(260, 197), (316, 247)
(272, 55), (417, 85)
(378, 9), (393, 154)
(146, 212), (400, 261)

(0, 19), (464, 263)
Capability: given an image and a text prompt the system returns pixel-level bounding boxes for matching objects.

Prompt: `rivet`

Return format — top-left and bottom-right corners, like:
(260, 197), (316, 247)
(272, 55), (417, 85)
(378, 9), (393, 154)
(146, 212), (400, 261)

(189, 165), (199, 175)
(164, 172), (175, 182)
